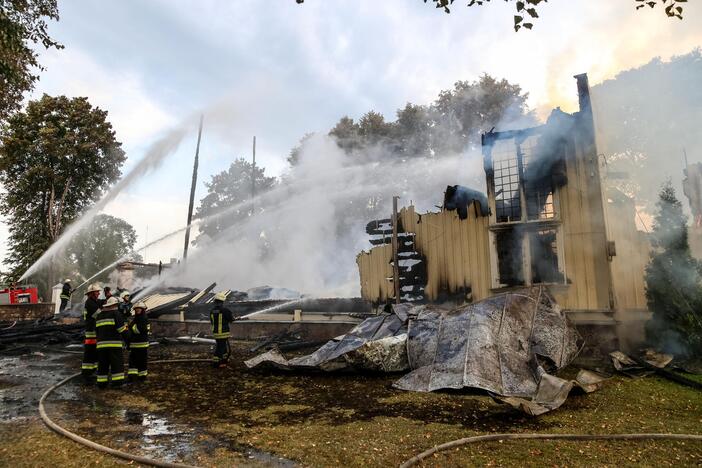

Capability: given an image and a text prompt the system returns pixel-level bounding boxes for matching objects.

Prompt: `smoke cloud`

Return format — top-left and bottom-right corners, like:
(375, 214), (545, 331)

(591, 49), (702, 216)
(161, 133), (484, 297)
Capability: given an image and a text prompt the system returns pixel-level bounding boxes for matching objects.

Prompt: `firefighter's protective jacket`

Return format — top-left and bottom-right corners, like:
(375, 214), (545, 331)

(83, 297), (100, 343)
(210, 304), (233, 339)
(129, 314), (150, 348)
(94, 308), (128, 349)
(119, 301), (133, 319)
(61, 283), (72, 301)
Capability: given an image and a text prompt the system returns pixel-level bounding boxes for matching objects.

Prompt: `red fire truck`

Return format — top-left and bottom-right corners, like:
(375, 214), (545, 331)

(0, 284), (39, 305)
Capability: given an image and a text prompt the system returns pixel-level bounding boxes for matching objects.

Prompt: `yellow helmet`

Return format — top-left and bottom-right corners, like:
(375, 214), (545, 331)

(102, 296), (120, 309)
(214, 291), (228, 302)
(85, 283), (101, 295)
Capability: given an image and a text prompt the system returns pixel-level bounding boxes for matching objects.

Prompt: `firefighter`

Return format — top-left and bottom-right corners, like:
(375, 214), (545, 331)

(119, 290), (133, 319)
(210, 291), (233, 368)
(59, 279), (73, 313)
(127, 301), (150, 381)
(94, 296), (129, 388)
(101, 286), (113, 306)
(81, 283), (101, 381)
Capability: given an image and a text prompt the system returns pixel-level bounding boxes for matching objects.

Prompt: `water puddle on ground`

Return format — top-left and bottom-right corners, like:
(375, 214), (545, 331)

(121, 409), (196, 462)
(120, 409), (295, 466)
(0, 351), (80, 422)
(1, 348), (296, 466)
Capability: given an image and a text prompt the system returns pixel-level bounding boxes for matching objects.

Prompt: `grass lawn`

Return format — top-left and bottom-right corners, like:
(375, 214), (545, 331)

(2, 344), (700, 467)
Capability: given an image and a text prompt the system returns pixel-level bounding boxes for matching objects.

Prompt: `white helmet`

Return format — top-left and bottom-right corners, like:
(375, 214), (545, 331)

(102, 296), (120, 309)
(214, 291), (228, 302)
(133, 301), (147, 311)
(120, 290), (131, 300)
(65, 279), (72, 283)
(85, 283), (101, 295)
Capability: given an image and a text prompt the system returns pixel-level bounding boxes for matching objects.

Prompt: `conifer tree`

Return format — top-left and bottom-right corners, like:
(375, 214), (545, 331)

(645, 181), (702, 355)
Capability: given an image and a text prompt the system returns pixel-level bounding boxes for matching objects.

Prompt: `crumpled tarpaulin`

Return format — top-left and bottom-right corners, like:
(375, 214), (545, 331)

(244, 312), (409, 372)
(246, 287), (588, 414)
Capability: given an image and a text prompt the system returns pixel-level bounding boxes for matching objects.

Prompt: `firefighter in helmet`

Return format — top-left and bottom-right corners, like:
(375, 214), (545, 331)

(127, 301), (150, 381)
(59, 279), (73, 313)
(119, 290), (133, 319)
(94, 296), (130, 388)
(101, 286), (113, 306)
(81, 283), (101, 381)
(210, 291), (233, 368)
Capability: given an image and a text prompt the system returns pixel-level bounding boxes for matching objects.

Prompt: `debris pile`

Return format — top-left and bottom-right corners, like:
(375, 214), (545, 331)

(0, 319), (82, 348)
(247, 286), (606, 415)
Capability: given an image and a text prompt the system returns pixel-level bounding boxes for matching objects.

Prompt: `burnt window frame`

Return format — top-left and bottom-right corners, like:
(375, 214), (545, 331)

(483, 128), (567, 290)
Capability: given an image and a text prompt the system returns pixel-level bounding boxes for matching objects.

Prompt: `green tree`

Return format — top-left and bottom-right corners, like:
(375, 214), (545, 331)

(328, 116), (360, 154)
(65, 214), (139, 283)
(296, 0), (688, 31)
(358, 111), (393, 147)
(644, 182), (702, 356)
(430, 74), (532, 154)
(312, 73), (531, 163)
(194, 158), (277, 244)
(287, 132), (315, 166)
(395, 103), (431, 158)
(0, 0), (62, 122)
(0, 94), (126, 284)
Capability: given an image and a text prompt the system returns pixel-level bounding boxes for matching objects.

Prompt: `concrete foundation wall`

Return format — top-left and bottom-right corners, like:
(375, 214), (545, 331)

(151, 319), (358, 342)
(0, 303), (54, 322)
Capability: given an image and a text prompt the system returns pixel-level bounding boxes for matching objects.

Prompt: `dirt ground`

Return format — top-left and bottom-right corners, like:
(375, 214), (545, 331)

(1, 341), (701, 467)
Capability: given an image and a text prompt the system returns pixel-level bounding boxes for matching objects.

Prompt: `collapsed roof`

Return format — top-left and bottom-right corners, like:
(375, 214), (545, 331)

(246, 286), (601, 415)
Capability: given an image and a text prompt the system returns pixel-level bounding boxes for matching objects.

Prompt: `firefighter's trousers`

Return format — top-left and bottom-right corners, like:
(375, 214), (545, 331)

(128, 346), (148, 380)
(213, 338), (230, 366)
(81, 342), (97, 379)
(96, 347), (125, 388)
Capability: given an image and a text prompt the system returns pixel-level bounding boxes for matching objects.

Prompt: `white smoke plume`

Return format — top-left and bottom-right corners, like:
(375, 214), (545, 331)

(160, 133), (484, 297)
(19, 123), (192, 281)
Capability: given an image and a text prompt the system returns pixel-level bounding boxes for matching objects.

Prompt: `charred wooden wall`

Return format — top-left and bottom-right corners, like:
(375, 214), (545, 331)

(399, 205), (491, 302)
(356, 244), (394, 304)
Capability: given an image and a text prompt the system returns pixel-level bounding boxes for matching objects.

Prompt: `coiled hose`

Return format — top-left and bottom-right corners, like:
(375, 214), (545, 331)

(39, 358), (212, 468)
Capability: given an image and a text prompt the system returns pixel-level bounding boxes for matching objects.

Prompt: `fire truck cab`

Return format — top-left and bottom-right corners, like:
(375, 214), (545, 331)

(0, 284), (39, 305)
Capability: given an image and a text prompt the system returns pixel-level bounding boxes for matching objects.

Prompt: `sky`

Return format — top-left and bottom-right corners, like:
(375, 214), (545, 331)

(1, 0), (701, 272)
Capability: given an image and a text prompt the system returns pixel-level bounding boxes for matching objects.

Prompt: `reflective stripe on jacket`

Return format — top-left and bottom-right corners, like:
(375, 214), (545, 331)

(129, 314), (149, 348)
(210, 304), (233, 339)
(94, 308), (127, 348)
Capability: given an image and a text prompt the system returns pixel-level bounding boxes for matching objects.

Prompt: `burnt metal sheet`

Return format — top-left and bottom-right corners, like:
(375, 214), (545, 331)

(244, 313), (406, 371)
(395, 288), (582, 398)
(246, 287), (585, 415)
(345, 333), (410, 372)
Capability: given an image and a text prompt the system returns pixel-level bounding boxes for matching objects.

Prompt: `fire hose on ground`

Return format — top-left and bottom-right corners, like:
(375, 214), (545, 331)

(39, 358), (212, 468)
(39, 359), (702, 468)
(398, 432), (702, 467)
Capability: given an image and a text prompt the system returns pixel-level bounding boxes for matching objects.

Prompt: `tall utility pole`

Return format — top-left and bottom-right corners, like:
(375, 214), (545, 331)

(392, 195), (401, 304)
(183, 115), (204, 261)
(251, 136), (256, 215)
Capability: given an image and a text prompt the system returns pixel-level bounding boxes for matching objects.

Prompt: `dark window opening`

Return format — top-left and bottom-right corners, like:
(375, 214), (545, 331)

(495, 229), (524, 286)
(525, 180), (556, 220)
(521, 136), (556, 220)
(529, 229), (563, 284)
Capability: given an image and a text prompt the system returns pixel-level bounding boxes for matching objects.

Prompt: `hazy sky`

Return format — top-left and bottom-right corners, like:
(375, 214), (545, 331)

(1, 0), (701, 270)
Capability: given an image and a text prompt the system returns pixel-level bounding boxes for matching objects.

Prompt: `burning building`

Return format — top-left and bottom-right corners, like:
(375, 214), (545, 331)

(683, 161), (702, 259)
(356, 74), (650, 354)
